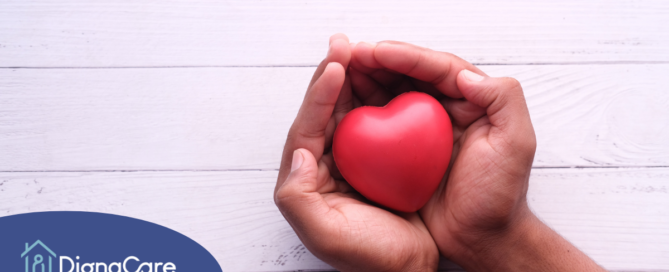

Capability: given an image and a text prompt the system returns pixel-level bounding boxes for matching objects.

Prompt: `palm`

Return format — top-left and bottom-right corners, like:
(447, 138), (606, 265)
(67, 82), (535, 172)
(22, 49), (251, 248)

(314, 87), (438, 271)
(420, 115), (531, 248)
(317, 166), (438, 270)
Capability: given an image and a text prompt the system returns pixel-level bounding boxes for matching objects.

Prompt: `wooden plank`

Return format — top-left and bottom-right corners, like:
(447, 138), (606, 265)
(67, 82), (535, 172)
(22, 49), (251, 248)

(1, 0), (668, 66)
(1, 65), (668, 170)
(0, 67), (305, 170)
(0, 168), (667, 271)
(528, 168), (669, 271)
(0, 171), (333, 272)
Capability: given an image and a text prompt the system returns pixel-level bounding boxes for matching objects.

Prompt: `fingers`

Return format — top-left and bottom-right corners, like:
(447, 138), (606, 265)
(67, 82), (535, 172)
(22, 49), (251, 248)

(279, 62), (346, 189)
(349, 67), (393, 106)
(308, 34), (351, 90)
(320, 152), (344, 180)
(351, 41), (382, 70)
(349, 41), (489, 143)
(329, 33), (350, 45)
(278, 34), (351, 188)
(275, 149), (332, 237)
(333, 74), (354, 121)
(326, 75), (354, 147)
(351, 42), (415, 96)
(371, 41), (486, 98)
(441, 98), (487, 129)
(456, 69), (537, 155)
(295, 62), (346, 144)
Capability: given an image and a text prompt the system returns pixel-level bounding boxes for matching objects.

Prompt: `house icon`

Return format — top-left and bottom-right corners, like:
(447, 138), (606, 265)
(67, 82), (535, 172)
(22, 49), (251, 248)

(21, 240), (56, 272)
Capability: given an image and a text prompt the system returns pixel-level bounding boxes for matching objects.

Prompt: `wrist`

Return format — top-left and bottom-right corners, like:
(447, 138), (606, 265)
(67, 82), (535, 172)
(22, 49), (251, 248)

(447, 205), (537, 271)
(447, 206), (605, 272)
(335, 253), (438, 272)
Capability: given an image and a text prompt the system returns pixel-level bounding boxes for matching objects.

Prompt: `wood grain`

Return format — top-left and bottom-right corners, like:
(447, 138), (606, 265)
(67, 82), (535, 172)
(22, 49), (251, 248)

(0, 168), (667, 271)
(1, 65), (668, 171)
(1, 0), (668, 67)
(1, 1), (667, 271)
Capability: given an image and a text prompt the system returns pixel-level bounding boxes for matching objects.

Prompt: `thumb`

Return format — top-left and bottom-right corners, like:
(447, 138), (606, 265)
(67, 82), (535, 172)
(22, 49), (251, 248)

(456, 69), (536, 154)
(274, 148), (331, 233)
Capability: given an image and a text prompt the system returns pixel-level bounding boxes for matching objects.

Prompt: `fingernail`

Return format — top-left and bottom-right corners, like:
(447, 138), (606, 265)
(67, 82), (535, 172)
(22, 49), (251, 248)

(327, 44), (333, 56)
(350, 42), (357, 50)
(291, 149), (304, 172)
(462, 69), (484, 82)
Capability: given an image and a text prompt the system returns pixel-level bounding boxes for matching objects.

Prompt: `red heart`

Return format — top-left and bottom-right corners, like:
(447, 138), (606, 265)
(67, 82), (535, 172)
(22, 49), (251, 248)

(333, 92), (453, 212)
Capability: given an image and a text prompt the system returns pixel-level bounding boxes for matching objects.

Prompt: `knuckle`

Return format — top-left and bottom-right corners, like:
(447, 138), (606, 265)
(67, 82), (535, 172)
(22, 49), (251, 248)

(497, 77), (524, 96)
(501, 77), (522, 90)
(285, 128), (300, 144)
(274, 173), (313, 211)
(286, 126), (325, 145)
(274, 182), (301, 211)
(273, 186), (291, 210)
(299, 128), (326, 140)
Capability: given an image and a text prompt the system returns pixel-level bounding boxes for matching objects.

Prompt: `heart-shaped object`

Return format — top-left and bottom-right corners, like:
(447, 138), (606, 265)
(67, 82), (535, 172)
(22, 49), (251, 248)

(333, 92), (453, 212)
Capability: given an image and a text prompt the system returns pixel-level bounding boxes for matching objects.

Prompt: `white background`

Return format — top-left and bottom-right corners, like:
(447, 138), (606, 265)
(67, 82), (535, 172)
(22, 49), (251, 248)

(1, 1), (668, 271)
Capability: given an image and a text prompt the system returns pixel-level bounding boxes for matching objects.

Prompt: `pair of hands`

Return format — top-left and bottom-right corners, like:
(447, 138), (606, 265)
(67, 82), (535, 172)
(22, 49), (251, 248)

(274, 34), (603, 271)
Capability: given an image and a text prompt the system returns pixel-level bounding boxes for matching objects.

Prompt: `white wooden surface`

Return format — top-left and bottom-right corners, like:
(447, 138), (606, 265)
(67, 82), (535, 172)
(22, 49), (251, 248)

(1, 1), (668, 271)
(0, 169), (667, 271)
(1, 0), (669, 66)
(1, 65), (668, 170)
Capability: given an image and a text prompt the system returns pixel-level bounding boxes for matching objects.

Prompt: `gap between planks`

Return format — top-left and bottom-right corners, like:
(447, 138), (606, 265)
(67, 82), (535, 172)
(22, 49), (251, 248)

(3, 60), (669, 69)
(1, 165), (669, 173)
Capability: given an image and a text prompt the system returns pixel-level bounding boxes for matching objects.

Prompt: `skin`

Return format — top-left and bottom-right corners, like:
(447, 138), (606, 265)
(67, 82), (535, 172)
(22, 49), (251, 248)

(274, 33), (607, 271)
(274, 34), (438, 271)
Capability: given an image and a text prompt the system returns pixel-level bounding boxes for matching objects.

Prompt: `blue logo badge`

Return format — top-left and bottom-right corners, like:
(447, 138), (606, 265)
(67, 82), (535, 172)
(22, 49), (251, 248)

(0, 212), (222, 272)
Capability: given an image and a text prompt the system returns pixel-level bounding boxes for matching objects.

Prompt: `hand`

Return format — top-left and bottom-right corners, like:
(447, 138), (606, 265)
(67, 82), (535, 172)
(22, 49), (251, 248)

(274, 35), (439, 271)
(350, 41), (606, 271)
